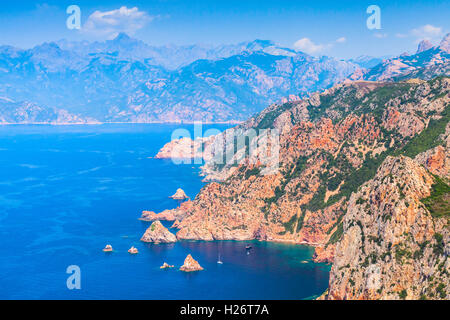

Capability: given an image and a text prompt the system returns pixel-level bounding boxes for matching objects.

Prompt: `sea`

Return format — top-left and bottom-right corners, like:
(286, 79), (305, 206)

(0, 124), (330, 299)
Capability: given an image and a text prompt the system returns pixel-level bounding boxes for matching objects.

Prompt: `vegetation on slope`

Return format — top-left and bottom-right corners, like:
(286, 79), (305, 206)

(421, 175), (450, 218)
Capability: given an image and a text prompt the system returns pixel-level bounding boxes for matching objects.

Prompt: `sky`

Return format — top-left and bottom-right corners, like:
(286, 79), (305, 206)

(0, 0), (449, 59)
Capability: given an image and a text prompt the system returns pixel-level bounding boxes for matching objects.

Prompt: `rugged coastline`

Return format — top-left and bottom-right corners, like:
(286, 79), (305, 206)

(150, 75), (449, 299)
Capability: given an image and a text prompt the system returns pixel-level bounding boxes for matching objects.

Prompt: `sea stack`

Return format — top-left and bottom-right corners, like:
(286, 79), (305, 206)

(140, 221), (177, 243)
(102, 244), (113, 252)
(179, 254), (203, 272)
(169, 188), (189, 201)
(128, 246), (138, 254)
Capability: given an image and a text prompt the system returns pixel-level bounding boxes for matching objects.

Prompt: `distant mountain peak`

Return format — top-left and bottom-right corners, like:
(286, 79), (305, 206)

(114, 32), (132, 41)
(246, 39), (275, 48)
(243, 39), (297, 57)
(243, 39), (276, 53)
(439, 33), (450, 53)
(108, 32), (144, 48)
(416, 39), (434, 54)
(36, 42), (62, 50)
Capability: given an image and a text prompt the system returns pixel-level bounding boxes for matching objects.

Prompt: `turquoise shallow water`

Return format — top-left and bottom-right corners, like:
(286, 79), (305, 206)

(0, 124), (330, 299)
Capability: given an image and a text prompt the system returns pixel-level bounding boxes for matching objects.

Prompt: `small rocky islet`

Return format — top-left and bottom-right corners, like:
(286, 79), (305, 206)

(140, 220), (177, 243)
(179, 254), (204, 272)
(102, 189), (204, 272)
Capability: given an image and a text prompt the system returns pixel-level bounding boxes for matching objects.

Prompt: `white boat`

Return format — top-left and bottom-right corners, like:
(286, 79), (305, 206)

(217, 253), (223, 264)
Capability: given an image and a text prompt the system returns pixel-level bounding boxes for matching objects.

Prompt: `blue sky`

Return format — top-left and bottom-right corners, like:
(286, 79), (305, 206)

(0, 0), (448, 58)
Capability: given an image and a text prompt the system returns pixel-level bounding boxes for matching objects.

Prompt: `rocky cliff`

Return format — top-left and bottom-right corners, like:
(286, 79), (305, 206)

(174, 76), (448, 251)
(326, 155), (449, 300)
(151, 68), (449, 298)
(156, 76), (449, 276)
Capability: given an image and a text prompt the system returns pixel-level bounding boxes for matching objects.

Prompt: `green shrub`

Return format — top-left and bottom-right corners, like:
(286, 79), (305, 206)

(420, 175), (450, 218)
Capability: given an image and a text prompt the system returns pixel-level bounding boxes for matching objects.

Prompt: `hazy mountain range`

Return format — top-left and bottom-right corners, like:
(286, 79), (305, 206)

(0, 33), (448, 124)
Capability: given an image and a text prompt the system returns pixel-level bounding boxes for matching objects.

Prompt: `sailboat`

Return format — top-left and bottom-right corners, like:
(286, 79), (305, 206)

(217, 253), (223, 264)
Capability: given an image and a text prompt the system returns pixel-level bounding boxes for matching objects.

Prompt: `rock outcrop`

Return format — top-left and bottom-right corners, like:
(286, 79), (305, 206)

(171, 220), (181, 229)
(179, 254), (204, 272)
(140, 201), (193, 221)
(326, 156), (449, 300)
(140, 221), (177, 243)
(154, 136), (215, 161)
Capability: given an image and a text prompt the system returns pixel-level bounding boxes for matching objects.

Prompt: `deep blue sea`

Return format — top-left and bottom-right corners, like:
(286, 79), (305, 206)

(0, 124), (330, 299)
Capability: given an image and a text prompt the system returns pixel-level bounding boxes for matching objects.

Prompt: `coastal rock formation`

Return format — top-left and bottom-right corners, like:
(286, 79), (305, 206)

(326, 156), (449, 300)
(180, 254), (204, 272)
(141, 221), (177, 243)
(151, 71), (448, 298)
(160, 262), (174, 269)
(154, 136), (215, 161)
(164, 77), (449, 267)
(140, 201), (193, 221)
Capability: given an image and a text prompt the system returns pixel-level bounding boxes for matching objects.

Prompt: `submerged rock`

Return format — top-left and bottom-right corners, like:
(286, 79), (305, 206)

(128, 246), (138, 254)
(141, 221), (177, 243)
(179, 254), (203, 272)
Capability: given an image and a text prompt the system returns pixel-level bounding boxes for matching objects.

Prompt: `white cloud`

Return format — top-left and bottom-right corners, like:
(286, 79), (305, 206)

(410, 24), (445, 44)
(82, 6), (154, 39)
(293, 38), (325, 54)
(293, 37), (346, 55)
(394, 24), (445, 45)
(411, 24), (443, 40)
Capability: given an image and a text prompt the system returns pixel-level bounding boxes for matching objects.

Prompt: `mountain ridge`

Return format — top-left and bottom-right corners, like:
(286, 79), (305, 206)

(0, 34), (361, 124)
(0, 33), (448, 125)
